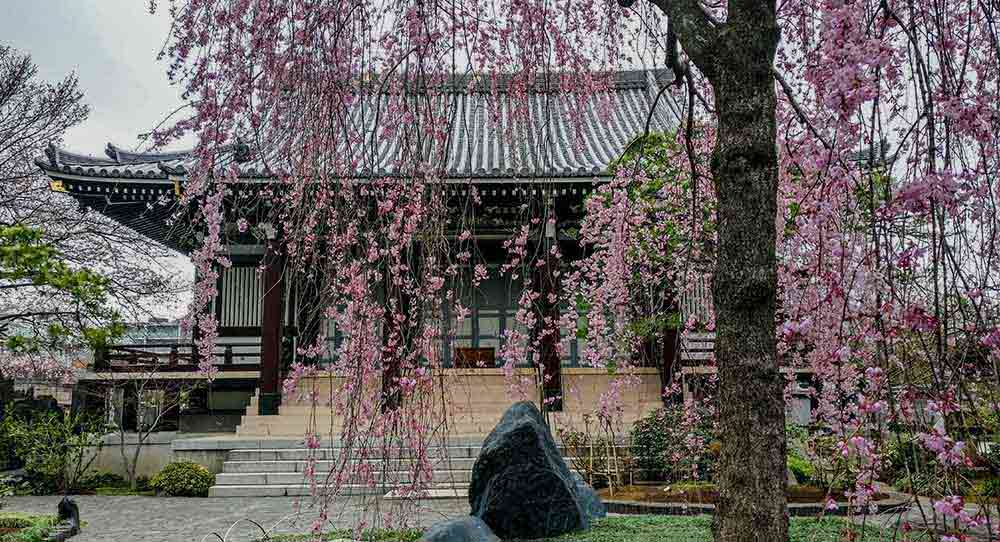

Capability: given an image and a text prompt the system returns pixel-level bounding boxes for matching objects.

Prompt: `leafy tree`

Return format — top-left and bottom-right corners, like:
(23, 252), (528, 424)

(0, 45), (185, 378)
(3, 409), (106, 494)
(1, 225), (123, 378)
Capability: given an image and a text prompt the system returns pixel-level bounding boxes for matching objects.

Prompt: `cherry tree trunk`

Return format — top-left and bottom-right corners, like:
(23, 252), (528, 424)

(706, 11), (788, 541)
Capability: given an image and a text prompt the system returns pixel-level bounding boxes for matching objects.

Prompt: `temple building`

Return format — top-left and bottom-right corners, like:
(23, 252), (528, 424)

(36, 69), (712, 437)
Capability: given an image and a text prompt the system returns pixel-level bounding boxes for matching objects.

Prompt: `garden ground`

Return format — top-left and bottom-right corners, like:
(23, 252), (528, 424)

(3, 495), (997, 542)
(261, 515), (891, 542)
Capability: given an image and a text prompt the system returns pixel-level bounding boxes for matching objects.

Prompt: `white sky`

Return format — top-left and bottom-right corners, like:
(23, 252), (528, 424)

(1, 1), (195, 319)
(1, 0), (191, 152)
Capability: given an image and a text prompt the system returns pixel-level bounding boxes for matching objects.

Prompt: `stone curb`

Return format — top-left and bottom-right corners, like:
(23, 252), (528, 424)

(604, 496), (911, 517)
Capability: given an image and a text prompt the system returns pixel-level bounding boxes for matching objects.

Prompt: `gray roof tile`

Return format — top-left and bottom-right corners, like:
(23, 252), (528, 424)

(36, 70), (677, 182)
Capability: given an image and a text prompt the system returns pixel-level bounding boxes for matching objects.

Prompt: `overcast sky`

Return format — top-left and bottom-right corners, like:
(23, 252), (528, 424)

(1, 1), (191, 153)
(2, 1), (194, 319)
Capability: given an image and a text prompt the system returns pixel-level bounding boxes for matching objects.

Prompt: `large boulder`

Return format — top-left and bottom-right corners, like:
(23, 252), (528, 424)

(420, 516), (500, 542)
(469, 401), (606, 539)
(571, 472), (608, 522)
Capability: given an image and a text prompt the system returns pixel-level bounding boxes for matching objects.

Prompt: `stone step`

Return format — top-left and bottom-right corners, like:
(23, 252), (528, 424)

(209, 484), (467, 497)
(236, 422), (494, 438)
(227, 447), (485, 462)
(238, 405), (663, 420)
(248, 402), (621, 413)
(223, 457), (480, 473)
(215, 469), (476, 486)
(209, 484), (469, 498)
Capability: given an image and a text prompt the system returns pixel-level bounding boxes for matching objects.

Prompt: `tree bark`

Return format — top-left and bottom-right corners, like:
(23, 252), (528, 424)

(710, 66), (788, 541)
(648, 1), (788, 540)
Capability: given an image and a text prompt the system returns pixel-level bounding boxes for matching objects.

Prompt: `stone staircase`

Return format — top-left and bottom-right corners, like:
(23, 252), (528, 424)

(209, 440), (484, 497)
(217, 373), (661, 497)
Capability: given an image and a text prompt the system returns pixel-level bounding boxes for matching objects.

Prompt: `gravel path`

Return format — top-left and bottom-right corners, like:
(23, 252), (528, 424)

(3, 495), (469, 542)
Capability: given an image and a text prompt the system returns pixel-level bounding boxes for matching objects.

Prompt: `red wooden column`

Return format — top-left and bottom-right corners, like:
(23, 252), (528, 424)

(258, 244), (285, 415)
(536, 219), (563, 413)
(381, 243), (418, 412)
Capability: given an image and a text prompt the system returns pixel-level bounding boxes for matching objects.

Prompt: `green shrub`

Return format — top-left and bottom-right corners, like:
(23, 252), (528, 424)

(150, 462), (215, 497)
(0, 421), (15, 470)
(981, 443), (1000, 474)
(630, 405), (716, 482)
(803, 435), (858, 492)
(78, 471), (127, 491)
(787, 454), (816, 486)
(785, 424), (818, 486)
(976, 478), (1000, 501)
(882, 435), (937, 489)
(0, 513), (57, 542)
(2, 411), (105, 493)
(631, 409), (672, 480)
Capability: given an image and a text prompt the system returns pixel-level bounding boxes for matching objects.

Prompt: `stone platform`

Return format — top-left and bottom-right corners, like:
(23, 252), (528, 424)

(235, 368), (664, 437)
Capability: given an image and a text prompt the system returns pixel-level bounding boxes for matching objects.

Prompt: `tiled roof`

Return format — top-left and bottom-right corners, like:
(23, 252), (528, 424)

(36, 70), (678, 182)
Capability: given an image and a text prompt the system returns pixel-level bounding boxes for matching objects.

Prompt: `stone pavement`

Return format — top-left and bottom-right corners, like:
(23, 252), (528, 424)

(4, 495), (469, 542)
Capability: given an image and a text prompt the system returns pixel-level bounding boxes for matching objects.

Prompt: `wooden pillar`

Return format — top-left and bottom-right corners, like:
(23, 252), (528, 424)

(536, 220), (563, 413)
(660, 326), (678, 404)
(381, 244), (418, 412)
(258, 244), (284, 415)
(294, 272), (323, 364)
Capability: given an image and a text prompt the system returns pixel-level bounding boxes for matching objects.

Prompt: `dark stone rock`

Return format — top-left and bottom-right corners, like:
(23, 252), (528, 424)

(419, 516), (500, 542)
(469, 401), (604, 539)
(571, 473), (607, 521)
(57, 497), (80, 531)
(46, 497), (80, 541)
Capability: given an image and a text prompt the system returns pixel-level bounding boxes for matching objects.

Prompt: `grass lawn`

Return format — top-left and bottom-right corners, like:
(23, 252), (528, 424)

(0, 513), (58, 542)
(261, 515), (891, 541)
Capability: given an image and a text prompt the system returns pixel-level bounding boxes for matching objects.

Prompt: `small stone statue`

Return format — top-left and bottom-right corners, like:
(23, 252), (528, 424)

(57, 497), (80, 534)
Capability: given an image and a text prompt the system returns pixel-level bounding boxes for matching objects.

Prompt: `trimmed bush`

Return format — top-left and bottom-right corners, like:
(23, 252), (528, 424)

(77, 471), (127, 491)
(2, 411), (105, 494)
(786, 454), (816, 486)
(976, 478), (1000, 502)
(785, 424), (817, 486)
(630, 405), (717, 482)
(149, 462), (215, 497)
(882, 435), (937, 489)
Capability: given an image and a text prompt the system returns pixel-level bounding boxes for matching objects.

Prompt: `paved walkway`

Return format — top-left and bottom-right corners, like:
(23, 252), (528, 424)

(4, 495), (469, 542)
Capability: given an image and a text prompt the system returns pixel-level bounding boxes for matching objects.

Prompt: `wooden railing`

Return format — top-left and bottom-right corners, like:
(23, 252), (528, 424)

(94, 342), (261, 372)
(679, 332), (715, 366)
(679, 273), (714, 324)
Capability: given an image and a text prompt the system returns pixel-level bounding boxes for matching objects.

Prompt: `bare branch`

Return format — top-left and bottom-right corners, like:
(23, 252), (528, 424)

(646, 0), (721, 73)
